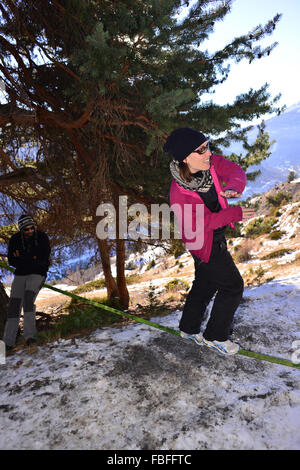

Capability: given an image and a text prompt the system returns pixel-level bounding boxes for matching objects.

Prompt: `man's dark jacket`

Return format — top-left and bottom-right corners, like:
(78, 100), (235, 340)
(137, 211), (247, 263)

(8, 230), (51, 277)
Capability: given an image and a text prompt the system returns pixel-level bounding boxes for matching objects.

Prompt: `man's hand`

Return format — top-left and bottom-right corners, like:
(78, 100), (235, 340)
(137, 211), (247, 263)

(220, 190), (242, 199)
(13, 250), (20, 257)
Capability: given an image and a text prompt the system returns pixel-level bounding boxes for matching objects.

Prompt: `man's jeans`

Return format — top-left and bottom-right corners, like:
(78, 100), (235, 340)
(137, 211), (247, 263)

(3, 274), (45, 347)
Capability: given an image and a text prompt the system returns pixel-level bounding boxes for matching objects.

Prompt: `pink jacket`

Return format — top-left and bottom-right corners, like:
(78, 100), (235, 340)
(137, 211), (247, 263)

(169, 154), (246, 262)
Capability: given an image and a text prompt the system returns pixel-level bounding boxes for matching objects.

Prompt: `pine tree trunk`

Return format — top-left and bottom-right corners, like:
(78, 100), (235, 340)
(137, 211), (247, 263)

(96, 238), (118, 299)
(0, 281), (9, 339)
(116, 238), (129, 309)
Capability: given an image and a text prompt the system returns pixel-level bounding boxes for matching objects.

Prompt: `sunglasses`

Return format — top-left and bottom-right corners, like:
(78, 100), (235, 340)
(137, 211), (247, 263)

(194, 143), (210, 155)
(23, 226), (34, 232)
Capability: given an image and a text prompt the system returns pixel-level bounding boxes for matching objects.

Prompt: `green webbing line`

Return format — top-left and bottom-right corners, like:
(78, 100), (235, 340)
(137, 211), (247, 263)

(1, 261), (299, 370)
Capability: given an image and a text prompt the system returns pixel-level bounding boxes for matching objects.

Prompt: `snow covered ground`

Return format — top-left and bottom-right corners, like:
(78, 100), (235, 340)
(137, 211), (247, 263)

(0, 274), (300, 450)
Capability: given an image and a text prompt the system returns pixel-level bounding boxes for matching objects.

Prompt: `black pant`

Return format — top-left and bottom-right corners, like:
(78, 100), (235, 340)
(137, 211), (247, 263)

(179, 239), (244, 342)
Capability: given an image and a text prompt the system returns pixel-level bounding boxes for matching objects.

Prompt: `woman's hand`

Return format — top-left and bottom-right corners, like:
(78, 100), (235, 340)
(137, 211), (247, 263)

(242, 208), (256, 221)
(220, 190), (242, 199)
(219, 189), (256, 220)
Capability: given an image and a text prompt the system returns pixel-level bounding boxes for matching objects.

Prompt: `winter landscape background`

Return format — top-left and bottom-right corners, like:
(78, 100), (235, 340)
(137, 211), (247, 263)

(33, 102), (300, 278)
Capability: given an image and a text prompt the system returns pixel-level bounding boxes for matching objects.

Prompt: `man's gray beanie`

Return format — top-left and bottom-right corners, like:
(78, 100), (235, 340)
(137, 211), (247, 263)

(163, 127), (208, 163)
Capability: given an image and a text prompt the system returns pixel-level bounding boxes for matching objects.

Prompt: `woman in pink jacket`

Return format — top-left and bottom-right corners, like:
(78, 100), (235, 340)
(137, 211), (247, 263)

(164, 128), (255, 356)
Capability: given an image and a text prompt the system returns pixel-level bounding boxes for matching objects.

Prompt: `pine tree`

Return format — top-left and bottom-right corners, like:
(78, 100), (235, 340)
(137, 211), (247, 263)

(223, 121), (276, 181)
(0, 0), (283, 307)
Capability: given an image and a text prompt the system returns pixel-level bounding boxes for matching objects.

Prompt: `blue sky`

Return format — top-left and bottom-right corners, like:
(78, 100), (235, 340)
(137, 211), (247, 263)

(192, 0), (300, 112)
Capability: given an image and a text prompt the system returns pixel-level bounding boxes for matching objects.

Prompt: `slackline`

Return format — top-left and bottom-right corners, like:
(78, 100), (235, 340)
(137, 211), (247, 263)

(1, 261), (299, 370)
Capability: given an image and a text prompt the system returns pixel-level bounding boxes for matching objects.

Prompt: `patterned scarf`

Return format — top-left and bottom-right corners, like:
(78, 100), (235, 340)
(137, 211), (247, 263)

(170, 160), (213, 193)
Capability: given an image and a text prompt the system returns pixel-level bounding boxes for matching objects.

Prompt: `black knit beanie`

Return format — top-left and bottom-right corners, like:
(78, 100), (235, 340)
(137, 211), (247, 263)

(163, 128), (208, 163)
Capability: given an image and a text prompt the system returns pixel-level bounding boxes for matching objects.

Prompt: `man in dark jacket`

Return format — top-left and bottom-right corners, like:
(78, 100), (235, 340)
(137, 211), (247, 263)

(3, 214), (51, 349)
